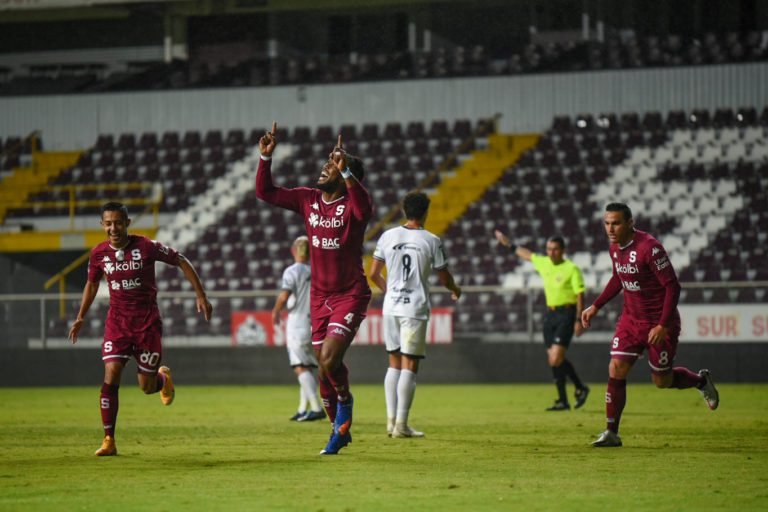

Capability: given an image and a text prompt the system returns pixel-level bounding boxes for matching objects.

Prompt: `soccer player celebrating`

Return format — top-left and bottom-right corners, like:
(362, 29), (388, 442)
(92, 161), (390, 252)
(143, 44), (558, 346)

(581, 202), (719, 447)
(255, 122), (372, 455)
(272, 236), (325, 422)
(69, 202), (212, 456)
(369, 191), (461, 438)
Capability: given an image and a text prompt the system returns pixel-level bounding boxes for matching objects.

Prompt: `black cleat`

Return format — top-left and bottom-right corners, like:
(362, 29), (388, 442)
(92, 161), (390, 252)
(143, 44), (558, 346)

(546, 400), (571, 411)
(574, 386), (590, 409)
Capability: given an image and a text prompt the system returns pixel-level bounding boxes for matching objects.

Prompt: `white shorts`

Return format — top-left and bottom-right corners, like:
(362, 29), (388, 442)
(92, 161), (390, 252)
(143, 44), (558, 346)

(383, 315), (428, 358)
(286, 328), (317, 367)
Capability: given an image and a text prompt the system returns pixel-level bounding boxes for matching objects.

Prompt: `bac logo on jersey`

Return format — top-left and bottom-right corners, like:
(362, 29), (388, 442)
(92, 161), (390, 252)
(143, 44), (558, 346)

(312, 235), (340, 249)
(622, 280), (641, 291)
(110, 278), (142, 290)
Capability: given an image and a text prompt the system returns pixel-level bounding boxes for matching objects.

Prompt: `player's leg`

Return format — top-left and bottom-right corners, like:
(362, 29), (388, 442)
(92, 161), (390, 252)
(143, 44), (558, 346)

(311, 296), (337, 424)
(543, 312), (569, 410)
(647, 333), (718, 409)
(290, 365), (309, 420)
(135, 327), (173, 405)
(383, 314), (402, 435)
(392, 317), (427, 438)
(593, 325), (641, 447)
(96, 358), (125, 456)
(295, 337), (325, 421)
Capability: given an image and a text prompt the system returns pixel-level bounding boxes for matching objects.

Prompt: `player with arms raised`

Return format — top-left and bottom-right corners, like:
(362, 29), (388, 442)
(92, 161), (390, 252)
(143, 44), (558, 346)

(582, 202), (719, 447)
(255, 122), (372, 455)
(69, 202), (212, 456)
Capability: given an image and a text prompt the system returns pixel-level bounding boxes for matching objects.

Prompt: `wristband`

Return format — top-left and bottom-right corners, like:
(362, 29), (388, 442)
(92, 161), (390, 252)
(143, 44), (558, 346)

(341, 167), (353, 179)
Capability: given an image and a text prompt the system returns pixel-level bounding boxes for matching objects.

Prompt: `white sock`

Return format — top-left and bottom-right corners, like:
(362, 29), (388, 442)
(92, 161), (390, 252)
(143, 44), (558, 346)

(396, 369), (416, 425)
(384, 367), (401, 422)
(298, 370), (322, 412)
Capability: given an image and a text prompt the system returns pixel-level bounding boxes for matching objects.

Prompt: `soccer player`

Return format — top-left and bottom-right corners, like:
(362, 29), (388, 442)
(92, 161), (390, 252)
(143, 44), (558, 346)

(69, 202), (212, 456)
(494, 230), (590, 411)
(581, 202), (719, 447)
(272, 235), (325, 422)
(369, 191), (461, 438)
(255, 122), (372, 455)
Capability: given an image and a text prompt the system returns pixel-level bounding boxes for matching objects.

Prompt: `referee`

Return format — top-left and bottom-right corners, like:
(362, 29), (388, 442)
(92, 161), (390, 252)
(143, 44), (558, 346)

(494, 230), (590, 411)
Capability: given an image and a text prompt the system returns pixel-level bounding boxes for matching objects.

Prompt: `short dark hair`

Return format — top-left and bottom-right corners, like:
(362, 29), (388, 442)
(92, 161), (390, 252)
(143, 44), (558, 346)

(402, 190), (430, 220)
(546, 235), (565, 249)
(606, 202), (632, 221)
(346, 155), (364, 182)
(102, 202), (128, 220)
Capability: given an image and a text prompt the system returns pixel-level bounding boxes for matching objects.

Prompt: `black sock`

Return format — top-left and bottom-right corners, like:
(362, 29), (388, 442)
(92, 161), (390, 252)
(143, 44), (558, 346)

(561, 359), (585, 390)
(552, 365), (568, 403)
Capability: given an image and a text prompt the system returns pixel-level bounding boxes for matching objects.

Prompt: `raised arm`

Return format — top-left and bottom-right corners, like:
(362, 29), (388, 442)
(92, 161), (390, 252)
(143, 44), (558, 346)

(493, 229), (532, 261)
(255, 121), (303, 211)
(69, 280), (100, 344)
(332, 134), (372, 221)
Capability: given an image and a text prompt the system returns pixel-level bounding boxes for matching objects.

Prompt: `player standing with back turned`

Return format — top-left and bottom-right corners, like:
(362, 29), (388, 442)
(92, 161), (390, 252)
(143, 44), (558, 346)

(255, 122), (372, 455)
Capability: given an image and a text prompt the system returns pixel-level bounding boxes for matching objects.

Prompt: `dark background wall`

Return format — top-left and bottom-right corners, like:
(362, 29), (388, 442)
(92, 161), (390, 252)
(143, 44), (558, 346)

(1, 342), (764, 387)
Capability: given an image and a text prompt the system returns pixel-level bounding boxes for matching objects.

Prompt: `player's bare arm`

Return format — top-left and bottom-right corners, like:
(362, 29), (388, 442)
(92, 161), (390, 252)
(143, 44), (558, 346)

(493, 229), (531, 261)
(574, 292), (585, 336)
(369, 258), (387, 294)
(69, 280), (100, 344)
(437, 269), (461, 301)
(259, 121), (278, 157)
(272, 290), (291, 326)
(178, 255), (212, 321)
(581, 304), (598, 329)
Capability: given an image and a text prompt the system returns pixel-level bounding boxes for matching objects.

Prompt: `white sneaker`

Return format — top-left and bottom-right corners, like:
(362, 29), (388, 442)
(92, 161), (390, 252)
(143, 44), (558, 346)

(698, 369), (720, 410)
(387, 417), (395, 437)
(591, 429), (622, 447)
(391, 423), (425, 438)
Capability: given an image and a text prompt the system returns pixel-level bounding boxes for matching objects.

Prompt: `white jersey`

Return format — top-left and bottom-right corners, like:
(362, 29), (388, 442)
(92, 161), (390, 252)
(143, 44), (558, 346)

(281, 261), (311, 336)
(373, 225), (447, 320)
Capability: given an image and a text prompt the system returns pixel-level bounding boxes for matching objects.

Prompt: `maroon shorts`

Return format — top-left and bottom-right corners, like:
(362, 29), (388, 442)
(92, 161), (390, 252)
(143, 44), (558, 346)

(610, 316), (681, 374)
(102, 317), (164, 374)
(311, 290), (371, 346)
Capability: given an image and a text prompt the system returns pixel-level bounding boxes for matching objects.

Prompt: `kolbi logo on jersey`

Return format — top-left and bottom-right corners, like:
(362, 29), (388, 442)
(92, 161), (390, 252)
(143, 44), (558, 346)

(103, 259), (143, 274)
(308, 212), (345, 229)
(614, 262), (639, 274)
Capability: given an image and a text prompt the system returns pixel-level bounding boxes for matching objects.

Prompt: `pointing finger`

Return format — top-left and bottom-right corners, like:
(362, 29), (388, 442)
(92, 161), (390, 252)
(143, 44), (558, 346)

(271, 121), (277, 136)
(337, 134), (343, 149)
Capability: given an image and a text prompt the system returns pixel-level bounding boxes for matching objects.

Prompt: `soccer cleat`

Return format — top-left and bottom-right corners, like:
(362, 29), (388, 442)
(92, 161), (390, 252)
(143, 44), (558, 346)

(574, 386), (591, 409)
(289, 411), (306, 421)
(591, 429), (622, 447)
(298, 410), (327, 422)
(334, 394), (354, 435)
(698, 369), (719, 410)
(391, 424), (425, 438)
(319, 429), (352, 455)
(546, 400), (571, 411)
(387, 417), (395, 437)
(95, 435), (117, 456)
(158, 366), (175, 406)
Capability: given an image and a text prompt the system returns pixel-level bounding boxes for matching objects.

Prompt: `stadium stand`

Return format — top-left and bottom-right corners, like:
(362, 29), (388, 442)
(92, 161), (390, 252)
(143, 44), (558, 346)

(2, 31), (767, 95)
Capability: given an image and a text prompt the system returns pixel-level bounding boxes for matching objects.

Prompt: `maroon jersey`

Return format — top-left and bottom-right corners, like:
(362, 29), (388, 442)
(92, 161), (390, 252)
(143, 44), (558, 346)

(87, 235), (180, 335)
(594, 230), (681, 327)
(255, 157), (372, 295)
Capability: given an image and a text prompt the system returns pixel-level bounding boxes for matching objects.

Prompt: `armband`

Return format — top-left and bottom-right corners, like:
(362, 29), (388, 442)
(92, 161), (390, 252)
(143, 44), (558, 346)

(341, 167), (353, 179)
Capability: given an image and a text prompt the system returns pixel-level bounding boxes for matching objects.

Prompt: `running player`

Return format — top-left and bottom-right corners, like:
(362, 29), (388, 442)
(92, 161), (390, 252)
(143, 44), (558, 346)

(69, 202), (212, 456)
(582, 202), (719, 447)
(255, 122), (371, 455)
(370, 191), (461, 438)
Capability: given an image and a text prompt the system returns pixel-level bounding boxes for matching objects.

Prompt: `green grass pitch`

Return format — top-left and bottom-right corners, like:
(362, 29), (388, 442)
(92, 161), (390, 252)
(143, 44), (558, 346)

(1, 383), (767, 511)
